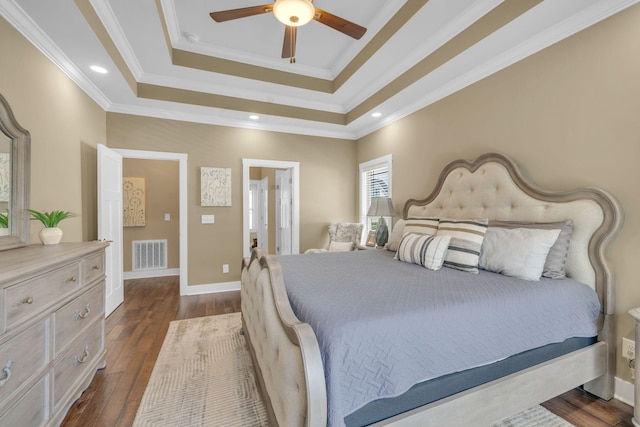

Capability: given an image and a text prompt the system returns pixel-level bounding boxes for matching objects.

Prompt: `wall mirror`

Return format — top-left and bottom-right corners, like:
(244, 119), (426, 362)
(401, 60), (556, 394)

(0, 93), (30, 251)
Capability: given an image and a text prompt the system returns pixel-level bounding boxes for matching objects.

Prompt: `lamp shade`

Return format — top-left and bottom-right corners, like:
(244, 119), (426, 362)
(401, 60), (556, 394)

(273, 0), (315, 27)
(367, 197), (396, 218)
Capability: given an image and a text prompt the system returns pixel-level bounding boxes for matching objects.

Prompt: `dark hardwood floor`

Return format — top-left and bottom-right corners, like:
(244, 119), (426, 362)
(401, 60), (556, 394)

(61, 277), (634, 426)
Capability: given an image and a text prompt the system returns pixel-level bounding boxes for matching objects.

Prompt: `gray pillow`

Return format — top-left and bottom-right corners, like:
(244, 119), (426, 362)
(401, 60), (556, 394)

(488, 219), (573, 279)
(385, 219), (406, 251)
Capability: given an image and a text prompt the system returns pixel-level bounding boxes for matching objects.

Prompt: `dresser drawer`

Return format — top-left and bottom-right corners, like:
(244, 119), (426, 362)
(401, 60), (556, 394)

(0, 376), (47, 427)
(54, 284), (104, 356)
(0, 319), (48, 403)
(53, 320), (103, 409)
(5, 262), (80, 331)
(83, 252), (104, 285)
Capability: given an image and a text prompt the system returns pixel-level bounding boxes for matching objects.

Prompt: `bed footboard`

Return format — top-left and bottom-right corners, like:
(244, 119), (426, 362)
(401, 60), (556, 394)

(241, 248), (327, 427)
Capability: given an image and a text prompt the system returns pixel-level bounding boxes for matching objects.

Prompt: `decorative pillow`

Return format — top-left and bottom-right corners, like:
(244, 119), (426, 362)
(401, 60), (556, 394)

(395, 233), (451, 271)
(403, 217), (439, 236)
(385, 219), (406, 251)
(436, 218), (488, 273)
(328, 240), (354, 252)
(478, 227), (561, 281)
(328, 223), (364, 247)
(488, 219), (573, 278)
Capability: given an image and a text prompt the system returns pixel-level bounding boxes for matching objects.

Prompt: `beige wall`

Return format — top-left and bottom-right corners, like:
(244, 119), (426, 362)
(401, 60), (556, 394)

(122, 159), (179, 271)
(357, 4), (640, 381)
(106, 113), (357, 285)
(0, 17), (106, 243)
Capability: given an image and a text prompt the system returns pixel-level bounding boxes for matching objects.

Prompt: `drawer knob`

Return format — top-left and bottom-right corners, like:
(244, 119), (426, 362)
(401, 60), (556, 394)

(73, 345), (90, 366)
(74, 303), (91, 320)
(92, 265), (100, 270)
(64, 276), (77, 283)
(0, 360), (13, 388)
(12, 296), (33, 307)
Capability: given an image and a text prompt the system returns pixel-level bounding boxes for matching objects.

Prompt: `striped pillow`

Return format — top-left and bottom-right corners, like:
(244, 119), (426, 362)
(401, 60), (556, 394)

(403, 217), (439, 236)
(436, 218), (488, 273)
(395, 233), (451, 270)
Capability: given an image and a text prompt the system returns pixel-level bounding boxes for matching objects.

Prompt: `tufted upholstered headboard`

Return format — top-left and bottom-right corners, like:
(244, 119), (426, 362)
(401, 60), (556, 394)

(403, 153), (622, 316)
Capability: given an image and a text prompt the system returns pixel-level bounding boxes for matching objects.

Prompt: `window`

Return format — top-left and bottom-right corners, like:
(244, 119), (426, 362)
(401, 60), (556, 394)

(359, 155), (392, 238)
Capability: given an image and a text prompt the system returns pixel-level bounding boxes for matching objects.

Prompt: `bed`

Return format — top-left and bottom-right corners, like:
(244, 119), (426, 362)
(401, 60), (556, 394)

(240, 152), (622, 427)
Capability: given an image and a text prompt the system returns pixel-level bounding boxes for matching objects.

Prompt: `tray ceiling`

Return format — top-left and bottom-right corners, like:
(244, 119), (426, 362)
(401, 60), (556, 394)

(1, 0), (637, 139)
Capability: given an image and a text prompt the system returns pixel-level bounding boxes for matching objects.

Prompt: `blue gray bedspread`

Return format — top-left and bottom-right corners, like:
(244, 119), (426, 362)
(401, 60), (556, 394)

(278, 249), (600, 427)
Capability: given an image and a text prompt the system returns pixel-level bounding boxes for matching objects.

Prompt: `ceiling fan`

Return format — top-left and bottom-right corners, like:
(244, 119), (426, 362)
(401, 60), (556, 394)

(210, 0), (367, 63)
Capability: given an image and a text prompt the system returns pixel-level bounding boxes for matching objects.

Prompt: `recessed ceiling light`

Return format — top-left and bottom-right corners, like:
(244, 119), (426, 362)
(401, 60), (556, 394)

(371, 112), (382, 118)
(249, 115), (260, 120)
(90, 65), (108, 74)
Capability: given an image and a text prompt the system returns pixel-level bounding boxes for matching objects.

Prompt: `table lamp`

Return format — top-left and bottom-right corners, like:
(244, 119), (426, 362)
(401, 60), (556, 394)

(367, 197), (396, 247)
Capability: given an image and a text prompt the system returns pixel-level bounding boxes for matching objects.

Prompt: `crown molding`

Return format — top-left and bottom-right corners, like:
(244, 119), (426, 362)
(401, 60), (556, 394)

(0, 0), (112, 110)
(350, 0), (640, 139)
(341, 0), (502, 112)
(91, 0), (144, 79)
(3, 0), (638, 141)
(107, 102), (359, 140)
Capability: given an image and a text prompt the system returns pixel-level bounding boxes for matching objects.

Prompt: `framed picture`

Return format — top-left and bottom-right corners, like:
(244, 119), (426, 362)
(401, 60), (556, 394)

(366, 231), (376, 247)
(201, 167), (232, 206)
(123, 177), (146, 227)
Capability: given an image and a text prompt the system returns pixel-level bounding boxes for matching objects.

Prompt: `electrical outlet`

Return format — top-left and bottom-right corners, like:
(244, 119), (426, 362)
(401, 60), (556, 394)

(222, 264), (229, 274)
(623, 337), (635, 360)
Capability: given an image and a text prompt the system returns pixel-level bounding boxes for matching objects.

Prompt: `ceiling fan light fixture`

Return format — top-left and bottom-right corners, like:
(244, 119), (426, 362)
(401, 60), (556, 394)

(273, 0), (315, 27)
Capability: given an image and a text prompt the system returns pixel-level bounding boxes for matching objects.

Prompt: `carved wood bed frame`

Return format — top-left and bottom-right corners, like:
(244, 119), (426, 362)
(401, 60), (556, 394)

(240, 153), (622, 426)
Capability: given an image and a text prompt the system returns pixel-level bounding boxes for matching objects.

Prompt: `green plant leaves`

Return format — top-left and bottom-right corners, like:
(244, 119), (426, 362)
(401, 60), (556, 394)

(28, 209), (74, 228)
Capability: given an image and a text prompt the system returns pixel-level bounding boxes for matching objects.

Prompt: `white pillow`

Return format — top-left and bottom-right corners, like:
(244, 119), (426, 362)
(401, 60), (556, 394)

(328, 240), (354, 252)
(479, 227), (561, 281)
(395, 233), (451, 271)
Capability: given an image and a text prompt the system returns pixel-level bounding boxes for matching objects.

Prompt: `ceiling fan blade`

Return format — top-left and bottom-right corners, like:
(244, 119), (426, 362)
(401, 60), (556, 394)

(312, 8), (367, 40)
(282, 26), (297, 62)
(210, 5), (273, 22)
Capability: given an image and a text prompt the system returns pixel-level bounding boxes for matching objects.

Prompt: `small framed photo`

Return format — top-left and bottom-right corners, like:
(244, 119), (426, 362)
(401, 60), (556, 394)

(366, 231), (376, 247)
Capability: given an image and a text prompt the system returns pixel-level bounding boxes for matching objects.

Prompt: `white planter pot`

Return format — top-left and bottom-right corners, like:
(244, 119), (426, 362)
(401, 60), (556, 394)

(39, 227), (63, 245)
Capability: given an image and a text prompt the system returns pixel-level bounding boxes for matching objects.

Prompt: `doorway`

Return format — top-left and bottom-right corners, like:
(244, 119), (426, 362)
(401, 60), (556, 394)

(242, 159), (300, 258)
(249, 176), (268, 253)
(99, 146), (189, 312)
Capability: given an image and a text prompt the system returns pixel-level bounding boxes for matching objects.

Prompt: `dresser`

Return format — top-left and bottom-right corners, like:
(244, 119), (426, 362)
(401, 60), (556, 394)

(0, 242), (109, 427)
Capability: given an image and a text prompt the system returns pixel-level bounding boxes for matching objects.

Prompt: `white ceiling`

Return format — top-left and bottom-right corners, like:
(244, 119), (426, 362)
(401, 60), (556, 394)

(1, 0), (638, 140)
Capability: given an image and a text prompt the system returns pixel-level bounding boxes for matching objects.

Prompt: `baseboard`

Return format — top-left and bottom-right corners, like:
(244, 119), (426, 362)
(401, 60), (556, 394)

(184, 280), (241, 295)
(615, 376), (634, 406)
(123, 268), (180, 280)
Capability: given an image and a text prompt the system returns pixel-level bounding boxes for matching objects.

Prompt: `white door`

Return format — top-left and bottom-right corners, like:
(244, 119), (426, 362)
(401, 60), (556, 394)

(98, 144), (124, 316)
(249, 178), (268, 253)
(259, 176), (268, 253)
(275, 169), (292, 255)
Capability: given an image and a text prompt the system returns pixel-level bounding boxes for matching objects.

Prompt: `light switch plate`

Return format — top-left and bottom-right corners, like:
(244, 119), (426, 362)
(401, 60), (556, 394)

(164, 213), (170, 221)
(201, 214), (215, 224)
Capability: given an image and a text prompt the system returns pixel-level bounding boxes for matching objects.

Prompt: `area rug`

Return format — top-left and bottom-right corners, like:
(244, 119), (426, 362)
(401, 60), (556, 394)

(133, 312), (573, 427)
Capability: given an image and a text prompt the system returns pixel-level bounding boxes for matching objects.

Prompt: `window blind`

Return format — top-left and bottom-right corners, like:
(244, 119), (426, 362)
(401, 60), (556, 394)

(360, 157), (391, 236)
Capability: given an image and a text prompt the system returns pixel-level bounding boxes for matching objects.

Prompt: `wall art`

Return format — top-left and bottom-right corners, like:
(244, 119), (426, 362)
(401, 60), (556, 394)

(123, 176), (146, 227)
(201, 167), (232, 206)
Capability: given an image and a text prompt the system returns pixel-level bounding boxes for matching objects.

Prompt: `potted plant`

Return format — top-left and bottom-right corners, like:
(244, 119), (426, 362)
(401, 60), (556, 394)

(28, 209), (74, 245)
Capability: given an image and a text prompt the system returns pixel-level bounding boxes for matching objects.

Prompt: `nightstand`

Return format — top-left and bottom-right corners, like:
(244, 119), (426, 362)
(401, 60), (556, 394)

(628, 307), (640, 426)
